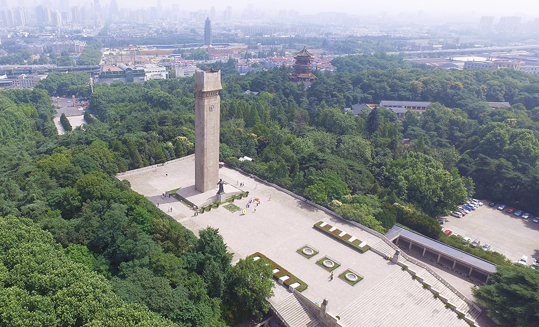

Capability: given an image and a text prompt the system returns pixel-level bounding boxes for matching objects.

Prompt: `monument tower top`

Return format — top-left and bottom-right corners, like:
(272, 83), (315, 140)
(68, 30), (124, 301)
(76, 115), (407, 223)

(194, 68), (222, 193)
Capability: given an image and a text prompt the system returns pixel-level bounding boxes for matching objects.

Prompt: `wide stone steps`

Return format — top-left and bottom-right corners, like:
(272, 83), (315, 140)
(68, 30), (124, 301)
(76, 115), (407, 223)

(408, 262), (481, 321)
(272, 293), (323, 327)
(370, 238), (396, 257)
(337, 269), (469, 327)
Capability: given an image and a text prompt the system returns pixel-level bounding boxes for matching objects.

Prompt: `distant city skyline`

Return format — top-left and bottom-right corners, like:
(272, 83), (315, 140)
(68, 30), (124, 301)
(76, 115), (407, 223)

(105, 0), (538, 16)
(2, 0), (536, 17)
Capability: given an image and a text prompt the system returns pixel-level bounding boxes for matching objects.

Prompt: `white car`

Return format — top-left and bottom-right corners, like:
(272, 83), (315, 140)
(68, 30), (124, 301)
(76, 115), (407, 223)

(532, 259), (539, 270)
(451, 211), (462, 218)
(517, 255), (528, 265)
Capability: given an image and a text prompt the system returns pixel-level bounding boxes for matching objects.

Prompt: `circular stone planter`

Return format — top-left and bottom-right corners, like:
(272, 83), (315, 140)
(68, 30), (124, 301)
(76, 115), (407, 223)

(302, 247), (314, 256)
(323, 259), (335, 268)
(345, 273), (358, 282)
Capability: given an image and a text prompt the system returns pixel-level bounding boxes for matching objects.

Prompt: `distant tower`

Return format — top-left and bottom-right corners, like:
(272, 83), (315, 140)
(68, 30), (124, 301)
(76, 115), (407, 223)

(210, 6), (216, 21)
(35, 5), (51, 26)
(194, 68), (222, 193)
(289, 47), (317, 84)
(109, 0), (119, 18)
(204, 17), (212, 46)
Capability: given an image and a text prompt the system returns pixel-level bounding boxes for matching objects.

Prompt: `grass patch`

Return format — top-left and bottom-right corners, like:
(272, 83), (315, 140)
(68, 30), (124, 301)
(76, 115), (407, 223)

(168, 187), (181, 194)
(248, 252), (308, 292)
(297, 246), (319, 259)
(314, 221), (370, 253)
(338, 270), (363, 286)
(316, 256), (340, 272)
(224, 203), (241, 213)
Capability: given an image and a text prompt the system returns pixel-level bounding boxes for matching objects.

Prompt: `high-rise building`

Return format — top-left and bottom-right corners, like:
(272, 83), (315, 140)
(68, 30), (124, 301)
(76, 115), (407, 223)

(94, 0), (101, 13)
(0, 9), (13, 26)
(224, 6), (232, 21)
(13, 7), (27, 26)
(109, 0), (119, 18)
(204, 17), (212, 46)
(71, 6), (81, 23)
(36, 5), (51, 26)
(478, 16), (494, 32)
(210, 6), (215, 21)
(51, 10), (62, 26)
(498, 16), (521, 33)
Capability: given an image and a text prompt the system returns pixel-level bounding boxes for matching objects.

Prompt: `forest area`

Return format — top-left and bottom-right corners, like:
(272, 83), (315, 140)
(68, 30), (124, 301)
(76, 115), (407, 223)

(2, 53), (539, 326)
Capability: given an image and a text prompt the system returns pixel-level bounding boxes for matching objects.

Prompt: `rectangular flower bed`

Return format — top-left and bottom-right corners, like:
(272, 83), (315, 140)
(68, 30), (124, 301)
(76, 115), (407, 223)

(316, 256), (341, 272)
(297, 245), (319, 259)
(314, 221), (370, 253)
(224, 203), (241, 213)
(248, 252), (308, 292)
(339, 269), (363, 286)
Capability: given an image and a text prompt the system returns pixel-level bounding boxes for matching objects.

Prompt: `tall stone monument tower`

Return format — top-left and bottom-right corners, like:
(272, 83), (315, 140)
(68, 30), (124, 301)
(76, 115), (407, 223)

(194, 68), (222, 193)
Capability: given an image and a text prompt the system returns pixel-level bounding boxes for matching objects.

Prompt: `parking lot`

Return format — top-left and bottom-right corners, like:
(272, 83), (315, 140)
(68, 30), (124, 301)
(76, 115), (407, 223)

(443, 200), (539, 264)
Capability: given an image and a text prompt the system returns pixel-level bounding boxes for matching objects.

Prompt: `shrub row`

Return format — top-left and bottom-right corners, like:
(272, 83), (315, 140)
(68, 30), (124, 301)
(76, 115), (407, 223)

(249, 252), (308, 292)
(60, 113), (72, 131)
(225, 191), (249, 202)
(314, 221), (370, 253)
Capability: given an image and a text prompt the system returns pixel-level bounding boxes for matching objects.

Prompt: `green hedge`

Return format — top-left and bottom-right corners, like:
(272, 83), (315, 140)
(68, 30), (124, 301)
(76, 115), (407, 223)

(314, 221), (370, 253)
(60, 113), (72, 131)
(249, 252), (308, 292)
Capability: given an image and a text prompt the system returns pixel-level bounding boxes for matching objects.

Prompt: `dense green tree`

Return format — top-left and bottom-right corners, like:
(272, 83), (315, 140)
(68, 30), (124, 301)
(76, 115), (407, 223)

(473, 265), (539, 327)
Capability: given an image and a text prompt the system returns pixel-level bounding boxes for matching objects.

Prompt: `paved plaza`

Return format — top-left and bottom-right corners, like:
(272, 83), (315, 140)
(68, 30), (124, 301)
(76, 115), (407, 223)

(51, 97), (89, 135)
(118, 156), (479, 326)
(443, 203), (539, 263)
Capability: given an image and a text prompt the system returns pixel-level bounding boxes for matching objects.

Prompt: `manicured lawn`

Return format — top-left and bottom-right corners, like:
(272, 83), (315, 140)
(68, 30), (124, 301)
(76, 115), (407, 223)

(224, 203), (241, 213)
(314, 221), (370, 253)
(248, 252), (308, 292)
(339, 269), (363, 286)
(316, 256), (341, 272)
(297, 245), (319, 259)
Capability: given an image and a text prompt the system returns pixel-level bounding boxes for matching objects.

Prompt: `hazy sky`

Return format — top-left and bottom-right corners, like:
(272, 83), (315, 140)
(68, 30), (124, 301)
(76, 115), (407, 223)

(112, 0), (539, 16)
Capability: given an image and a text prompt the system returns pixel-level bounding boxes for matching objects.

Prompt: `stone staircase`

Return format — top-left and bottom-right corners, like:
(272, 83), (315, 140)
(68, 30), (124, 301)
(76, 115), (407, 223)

(337, 269), (470, 327)
(414, 267), (482, 321)
(369, 238), (397, 257)
(272, 293), (324, 327)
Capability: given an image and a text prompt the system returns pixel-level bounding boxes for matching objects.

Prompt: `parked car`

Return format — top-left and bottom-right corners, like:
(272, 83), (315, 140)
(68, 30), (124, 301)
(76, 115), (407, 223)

(517, 255), (528, 265)
(466, 202), (478, 209)
(471, 240), (480, 248)
(506, 207), (516, 214)
(451, 211), (462, 218)
(532, 259), (539, 270)
(522, 213), (530, 219)
(514, 210), (523, 216)
(445, 230), (453, 236)
(464, 205), (475, 211)
(482, 244), (491, 251)
(533, 217), (539, 223)
(458, 207), (469, 214)
(497, 204), (506, 210)
(462, 237), (472, 244)
(489, 202), (496, 207)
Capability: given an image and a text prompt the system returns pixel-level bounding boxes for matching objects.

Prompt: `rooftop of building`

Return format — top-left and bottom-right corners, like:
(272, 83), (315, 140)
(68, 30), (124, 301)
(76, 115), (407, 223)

(380, 100), (432, 107)
(386, 225), (497, 274)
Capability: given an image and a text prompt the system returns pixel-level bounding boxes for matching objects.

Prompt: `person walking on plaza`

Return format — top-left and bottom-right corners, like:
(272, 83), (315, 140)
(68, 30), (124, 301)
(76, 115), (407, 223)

(329, 272), (334, 281)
